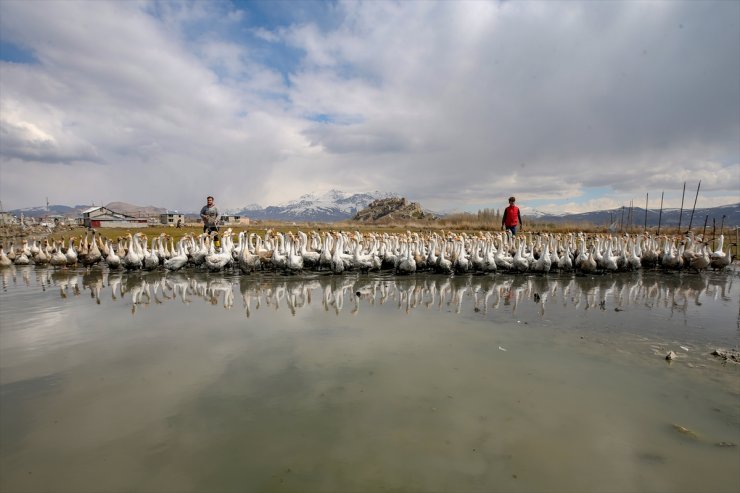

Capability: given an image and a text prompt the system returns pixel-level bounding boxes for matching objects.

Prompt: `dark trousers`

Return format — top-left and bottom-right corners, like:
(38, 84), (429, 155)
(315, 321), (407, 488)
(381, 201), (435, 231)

(204, 226), (219, 241)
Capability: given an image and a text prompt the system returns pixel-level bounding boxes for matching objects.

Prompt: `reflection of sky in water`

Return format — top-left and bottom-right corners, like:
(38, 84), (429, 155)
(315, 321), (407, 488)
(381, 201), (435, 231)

(1, 266), (738, 492)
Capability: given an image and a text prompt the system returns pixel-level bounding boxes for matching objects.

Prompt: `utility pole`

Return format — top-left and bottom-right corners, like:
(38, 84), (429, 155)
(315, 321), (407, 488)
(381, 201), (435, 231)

(657, 192), (664, 235)
(677, 181), (686, 235)
(687, 181), (700, 232)
(644, 193), (648, 231)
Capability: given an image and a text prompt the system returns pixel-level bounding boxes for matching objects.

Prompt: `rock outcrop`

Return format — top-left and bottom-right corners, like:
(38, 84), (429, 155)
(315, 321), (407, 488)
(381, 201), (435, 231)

(353, 197), (427, 222)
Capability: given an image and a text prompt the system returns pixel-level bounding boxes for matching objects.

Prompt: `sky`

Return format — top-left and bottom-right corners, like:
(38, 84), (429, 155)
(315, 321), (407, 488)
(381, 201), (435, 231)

(0, 0), (738, 214)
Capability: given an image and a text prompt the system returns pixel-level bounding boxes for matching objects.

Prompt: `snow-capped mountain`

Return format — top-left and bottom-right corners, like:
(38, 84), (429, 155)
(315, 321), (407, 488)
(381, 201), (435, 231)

(231, 190), (399, 222)
(520, 207), (567, 219)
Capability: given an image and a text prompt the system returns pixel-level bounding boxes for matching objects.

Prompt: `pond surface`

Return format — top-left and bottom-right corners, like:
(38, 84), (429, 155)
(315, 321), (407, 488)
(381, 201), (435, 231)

(1, 266), (738, 492)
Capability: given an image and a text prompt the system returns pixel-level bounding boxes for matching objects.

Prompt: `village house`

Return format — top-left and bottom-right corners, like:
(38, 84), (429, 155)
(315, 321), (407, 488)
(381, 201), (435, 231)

(160, 212), (185, 227)
(81, 206), (149, 228)
(221, 215), (249, 226)
(0, 211), (15, 225)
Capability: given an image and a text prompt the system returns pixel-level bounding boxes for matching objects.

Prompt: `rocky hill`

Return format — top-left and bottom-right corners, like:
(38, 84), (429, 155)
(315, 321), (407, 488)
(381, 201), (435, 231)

(353, 197), (428, 222)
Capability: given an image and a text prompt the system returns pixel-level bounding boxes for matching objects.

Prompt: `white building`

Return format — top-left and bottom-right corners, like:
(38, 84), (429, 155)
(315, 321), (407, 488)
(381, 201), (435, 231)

(160, 212), (185, 226)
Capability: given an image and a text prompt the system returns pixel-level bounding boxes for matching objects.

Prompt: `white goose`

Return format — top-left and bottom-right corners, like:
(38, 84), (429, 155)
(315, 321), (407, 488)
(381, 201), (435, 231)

(65, 238), (78, 266)
(558, 245), (573, 271)
(436, 240), (453, 274)
(0, 246), (12, 267)
(270, 233), (288, 271)
(5, 243), (16, 262)
(513, 241), (529, 273)
(396, 240), (417, 275)
(661, 237), (682, 270)
(190, 234), (208, 266)
(452, 238), (470, 273)
(122, 233), (143, 270)
(602, 239), (619, 272)
(13, 249), (30, 265)
(164, 238), (189, 271)
(494, 237), (513, 270)
(470, 239), (486, 272)
(106, 239), (122, 269)
(206, 230), (234, 271)
(238, 234), (261, 273)
(532, 242), (551, 273)
(330, 234), (345, 274)
(710, 235), (731, 270)
(579, 244), (598, 273)
(50, 241), (68, 268)
(351, 238), (377, 271)
(575, 239), (589, 270)
(81, 232), (102, 266)
(482, 239), (497, 272)
(33, 241), (50, 266)
(548, 238), (560, 268)
(286, 234), (304, 272)
(690, 243), (711, 271)
(143, 236), (160, 271)
(298, 231), (320, 268)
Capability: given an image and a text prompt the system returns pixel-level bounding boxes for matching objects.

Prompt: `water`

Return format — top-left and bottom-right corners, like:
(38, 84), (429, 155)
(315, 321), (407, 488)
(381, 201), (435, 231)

(1, 266), (738, 492)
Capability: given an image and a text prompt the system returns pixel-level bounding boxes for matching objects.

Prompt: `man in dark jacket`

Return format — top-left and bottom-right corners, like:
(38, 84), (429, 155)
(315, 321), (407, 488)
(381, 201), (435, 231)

(502, 196), (523, 236)
(200, 195), (221, 246)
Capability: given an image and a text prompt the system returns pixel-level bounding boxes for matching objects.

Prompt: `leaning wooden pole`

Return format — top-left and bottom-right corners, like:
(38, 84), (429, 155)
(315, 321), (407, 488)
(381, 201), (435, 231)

(687, 180), (701, 232)
(644, 193), (648, 231)
(657, 192), (664, 235)
(677, 181), (686, 235)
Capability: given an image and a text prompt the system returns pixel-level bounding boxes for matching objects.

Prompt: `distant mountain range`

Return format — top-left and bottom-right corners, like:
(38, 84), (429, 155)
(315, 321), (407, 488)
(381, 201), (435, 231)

(9, 202), (166, 218)
(7, 194), (739, 227)
(529, 203), (740, 229)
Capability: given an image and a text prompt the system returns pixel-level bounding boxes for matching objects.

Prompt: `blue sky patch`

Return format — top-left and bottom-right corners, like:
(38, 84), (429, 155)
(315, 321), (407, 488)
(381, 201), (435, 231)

(0, 40), (36, 64)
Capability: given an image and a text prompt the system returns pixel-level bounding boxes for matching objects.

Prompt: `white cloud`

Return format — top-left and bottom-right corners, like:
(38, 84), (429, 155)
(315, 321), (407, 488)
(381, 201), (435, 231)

(0, 0), (737, 214)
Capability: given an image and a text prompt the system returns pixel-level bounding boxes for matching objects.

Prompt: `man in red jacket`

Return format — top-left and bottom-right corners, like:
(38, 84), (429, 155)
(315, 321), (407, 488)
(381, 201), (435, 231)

(502, 196), (523, 236)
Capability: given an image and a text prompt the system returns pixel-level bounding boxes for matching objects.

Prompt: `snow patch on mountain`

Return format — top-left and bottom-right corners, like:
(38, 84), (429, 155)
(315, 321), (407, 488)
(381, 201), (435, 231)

(233, 190), (400, 221)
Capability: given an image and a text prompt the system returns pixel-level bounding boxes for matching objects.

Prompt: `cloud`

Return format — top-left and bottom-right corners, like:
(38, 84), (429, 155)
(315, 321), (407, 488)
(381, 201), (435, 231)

(0, 0), (737, 213)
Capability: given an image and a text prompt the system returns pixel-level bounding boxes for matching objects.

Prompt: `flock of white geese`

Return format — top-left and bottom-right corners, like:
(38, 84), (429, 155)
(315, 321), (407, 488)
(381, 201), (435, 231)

(0, 229), (734, 275)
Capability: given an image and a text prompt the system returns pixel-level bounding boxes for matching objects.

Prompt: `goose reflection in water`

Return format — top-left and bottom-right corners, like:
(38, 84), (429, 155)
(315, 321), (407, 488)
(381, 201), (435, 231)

(4, 264), (737, 319)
